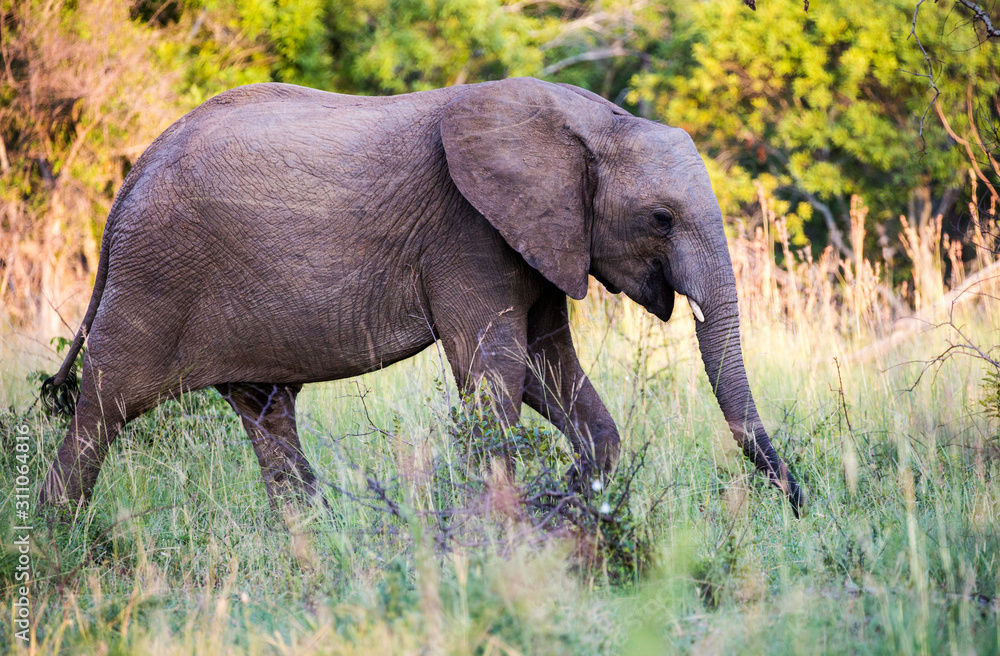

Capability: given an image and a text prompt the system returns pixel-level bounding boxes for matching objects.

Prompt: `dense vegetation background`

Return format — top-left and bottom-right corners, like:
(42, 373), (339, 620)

(2, 1), (1000, 654)
(1, 0), (997, 330)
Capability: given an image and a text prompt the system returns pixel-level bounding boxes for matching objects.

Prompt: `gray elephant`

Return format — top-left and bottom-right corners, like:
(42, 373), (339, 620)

(40, 77), (802, 517)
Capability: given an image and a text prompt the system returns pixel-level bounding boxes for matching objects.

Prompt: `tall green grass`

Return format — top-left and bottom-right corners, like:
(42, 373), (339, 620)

(1, 291), (998, 654)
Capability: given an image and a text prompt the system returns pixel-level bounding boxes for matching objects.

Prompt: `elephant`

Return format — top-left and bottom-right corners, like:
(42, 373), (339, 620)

(39, 77), (803, 518)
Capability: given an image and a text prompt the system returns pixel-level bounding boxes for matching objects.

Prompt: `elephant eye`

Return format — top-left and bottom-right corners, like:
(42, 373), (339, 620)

(653, 210), (674, 231)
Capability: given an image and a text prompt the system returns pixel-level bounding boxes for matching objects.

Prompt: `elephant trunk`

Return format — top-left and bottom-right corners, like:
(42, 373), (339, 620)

(691, 266), (803, 516)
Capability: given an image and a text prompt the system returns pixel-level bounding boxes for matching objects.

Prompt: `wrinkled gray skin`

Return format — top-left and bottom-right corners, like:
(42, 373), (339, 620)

(40, 78), (802, 517)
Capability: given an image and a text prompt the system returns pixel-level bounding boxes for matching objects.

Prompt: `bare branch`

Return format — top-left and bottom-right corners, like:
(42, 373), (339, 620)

(540, 11), (614, 51)
(966, 84), (1000, 179)
(907, 0), (942, 147)
(797, 189), (856, 263)
(956, 0), (1000, 39)
(541, 43), (630, 76)
(847, 259), (1000, 362)
(750, 141), (858, 261)
(934, 98), (1000, 203)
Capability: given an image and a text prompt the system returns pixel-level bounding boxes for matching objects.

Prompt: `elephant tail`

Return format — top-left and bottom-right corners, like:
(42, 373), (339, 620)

(41, 232), (112, 416)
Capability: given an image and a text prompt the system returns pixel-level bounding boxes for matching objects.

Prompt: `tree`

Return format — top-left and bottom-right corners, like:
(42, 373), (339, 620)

(627, 0), (998, 264)
(0, 0), (182, 330)
(326, 0), (544, 93)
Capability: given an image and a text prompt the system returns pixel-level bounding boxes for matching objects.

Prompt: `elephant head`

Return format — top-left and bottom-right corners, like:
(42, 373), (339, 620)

(442, 78), (803, 515)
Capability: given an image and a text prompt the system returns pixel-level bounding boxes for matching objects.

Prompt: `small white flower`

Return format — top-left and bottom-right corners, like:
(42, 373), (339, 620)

(240, 591), (250, 604)
(591, 479), (603, 492)
(600, 502), (611, 515)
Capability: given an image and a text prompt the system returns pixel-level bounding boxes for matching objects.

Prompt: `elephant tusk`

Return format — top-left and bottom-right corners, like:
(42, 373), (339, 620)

(688, 298), (705, 323)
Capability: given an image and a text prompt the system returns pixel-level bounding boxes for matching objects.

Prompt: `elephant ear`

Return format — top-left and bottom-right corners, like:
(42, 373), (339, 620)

(441, 78), (615, 300)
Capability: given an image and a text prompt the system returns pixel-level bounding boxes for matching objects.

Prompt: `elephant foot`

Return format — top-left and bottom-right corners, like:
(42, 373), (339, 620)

(263, 470), (331, 528)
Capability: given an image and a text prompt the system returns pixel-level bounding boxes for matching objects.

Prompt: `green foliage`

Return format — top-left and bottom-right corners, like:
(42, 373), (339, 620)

(443, 388), (657, 585)
(154, 0), (334, 104)
(328, 0), (545, 93)
(51, 335), (85, 370)
(629, 0), (999, 232)
(161, 0), (547, 98)
(5, 2), (1000, 652)
(980, 368), (1000, 424)
(3, 0), (997, 329)
(448, 389), (572, 474)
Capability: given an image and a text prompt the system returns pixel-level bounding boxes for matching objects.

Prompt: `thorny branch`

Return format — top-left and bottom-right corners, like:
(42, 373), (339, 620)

(906, 0), (1000, 150)
(898, 288), (1000, 392)
(849, 262), (1000, 364)
(303, 381), (662, 569)
(966, 85), (1000, 179)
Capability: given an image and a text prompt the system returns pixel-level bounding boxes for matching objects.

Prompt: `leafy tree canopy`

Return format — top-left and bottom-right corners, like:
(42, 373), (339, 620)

(2, 0), (998, 324)
(629, 0), (998, 245)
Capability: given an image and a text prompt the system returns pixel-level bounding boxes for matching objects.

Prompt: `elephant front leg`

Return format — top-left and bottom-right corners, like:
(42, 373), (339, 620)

(438, 310), (528, 477)
(523, 289), (620, 488)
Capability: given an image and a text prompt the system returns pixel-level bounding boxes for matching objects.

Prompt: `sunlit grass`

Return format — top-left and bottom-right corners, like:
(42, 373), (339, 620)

(1, 288), (998, 654)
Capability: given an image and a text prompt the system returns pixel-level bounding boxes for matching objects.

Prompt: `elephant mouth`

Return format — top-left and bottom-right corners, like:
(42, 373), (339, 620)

(592, 265), (676, 322)
(651, 283), (674, 321)
(645, 268), (675, 322)
(652, 260), (706, 324)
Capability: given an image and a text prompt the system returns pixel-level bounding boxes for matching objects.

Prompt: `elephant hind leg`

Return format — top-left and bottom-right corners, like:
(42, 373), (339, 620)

(216, 383), (320, 518)
(40, 364), (161, 509)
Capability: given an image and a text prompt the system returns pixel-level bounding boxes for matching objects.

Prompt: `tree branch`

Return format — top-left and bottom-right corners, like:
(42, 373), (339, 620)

(760, 141), (856, 262)
(966, 84), (1000, 178)
(956, 0), (1000, 39)
(541, 43), (631, 76)
(907, 0), (941, 147)
(935, 99), (1000, 204)
(797, 189), (856, 263)
(847, 258), (1000, 362)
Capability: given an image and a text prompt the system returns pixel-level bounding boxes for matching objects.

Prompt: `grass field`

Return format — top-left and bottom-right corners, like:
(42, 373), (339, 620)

(1, 280), (999, 654)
